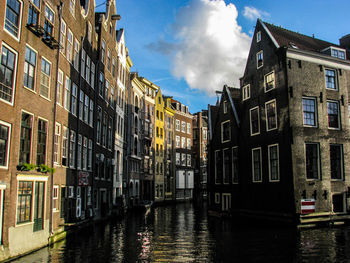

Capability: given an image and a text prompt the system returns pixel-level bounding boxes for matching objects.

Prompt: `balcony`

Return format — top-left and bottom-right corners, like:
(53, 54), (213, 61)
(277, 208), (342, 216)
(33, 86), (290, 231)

(26, 23), (45, 37)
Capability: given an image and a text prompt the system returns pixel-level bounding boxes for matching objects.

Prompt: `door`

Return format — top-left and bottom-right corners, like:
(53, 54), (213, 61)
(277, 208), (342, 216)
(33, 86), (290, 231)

(33, 182), (45, 232)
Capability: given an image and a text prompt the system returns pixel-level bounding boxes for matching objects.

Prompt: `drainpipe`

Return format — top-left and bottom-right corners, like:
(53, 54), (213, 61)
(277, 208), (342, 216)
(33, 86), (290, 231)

(49, 1), (63, 237)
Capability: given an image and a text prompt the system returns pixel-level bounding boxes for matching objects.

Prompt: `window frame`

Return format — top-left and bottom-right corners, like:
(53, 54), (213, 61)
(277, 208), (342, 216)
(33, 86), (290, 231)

(256, 50), (263, 69)
(265, 99), (277, 131)
(250, 106), (260, 136)
(0, 120), (12, 169)
(325, 68), (338, 91)
(19, 111), (34, 164)
(0, 43), (18, 105)
(4, 0), (23, 41)
(39, 57), (51, 100)
(43, 4), (55, 37)
(256, 31), (261, 42)
(252, 147), (262, 183)
(327, 100), (341, 130)
(302, 97), (318, 127)
(36, 118), (48, 166)
(264, 71), (275, 92)
(268, 144), (280, 182)
(221, 120), (231, 143)
(23, 45), (37, 92)
(330, 144), (344, 181)
(222, 148), (230, 184)
(242, 84), (250, 101)
(305, 142), (321, 180)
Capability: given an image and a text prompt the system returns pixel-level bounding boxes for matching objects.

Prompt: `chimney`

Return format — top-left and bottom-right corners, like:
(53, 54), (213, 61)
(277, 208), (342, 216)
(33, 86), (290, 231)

(340, 34), (350, 50)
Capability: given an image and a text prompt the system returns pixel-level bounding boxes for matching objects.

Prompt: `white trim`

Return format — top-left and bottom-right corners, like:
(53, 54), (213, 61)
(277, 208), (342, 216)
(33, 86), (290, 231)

(3, 0), (23, 42)
(221, 120), (231, 143)
(16, 175), (49, 181)
(0, 120), (11, 169)
(302, 97), (318, 128)
(19, 110), (34, 164)
(264, 70), (275, 93)
(252, 147), (262, 183)
(268, 144), (280, 182)
(250, 106), (260, 136)
(259, 20), (279, 48)
(265, 99), (277, 132)
(324, 68), (338, 91)
(326, 100), (341, 130)
(39, 56), (52, 100)
(23, 44), (38, 93)
(242, 84), (250, 101)
(256, 50), (263, 69)
(256, 31), (261, 43)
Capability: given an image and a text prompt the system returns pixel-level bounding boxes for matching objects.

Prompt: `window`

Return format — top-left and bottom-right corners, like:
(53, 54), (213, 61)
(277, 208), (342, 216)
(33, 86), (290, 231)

(84, 94), (89, 123)
(181, 121), (186, 133)
(56, 69), (63, 105)
(4, 0), (22, 39)
(83, 137), (87, 170)
(59, 20), (66, 54)
(54, 123), (61, 165)
(268, 144), (279, 181)
(181, 153), (186, 166)
(105, 79), (109, 101)
(325, 69), (337, 90)
(215, 150), (222, 184)
(71, 82), (77, 115)
(19, 112), (33, 164)
(223, 149), (230, 184)
(175, 135), (180, 148)
(77, 134), (82, 169)
(88, 139), (92, 171)
(61, 127), (68, 166)
(302, 98), (317, 127)
(85, 55), (91, 84)
(187, 123), (191, 134)
(0, 121), (11, 168)
(264, 71), (275, 92)
(112, 58), (116, 77)
(102, 114), (107, 147)
(64, 76), (71, 111)
(91, 63), (95, 89)
(73, 39), (79, 70)
(97, 106), (102, 144)
(250, 107), (260, 135)
(99, 72), (104, 97)
(181, 137), (186, 148)
(252, 148), (262, 182)
(89, 99), (94, 127)
(81, 49), (85, 78)
(107, 49), (111, 71)
(242, 84), (250, 101)
(176, 152), (180, 165)
(36, 119), (47, 165)
(40, 58), (51, 99)
(69, 0), (75, 17)
(44, 5), (54, 37)
(187, 138), (191, 149)
(175, 120), (180, 131)
(330, 144), (343, 180)
(101, 40), (106, 64)
(69, 130), (76, 168)
(0, 44), (17, 104)
(257, 50), (263, 68)
(79, 90), (84, 120)
(87, 22), (92, 43)
(53, 185), (59, 211)
(256, 31), (261, 42)
(265, 100), (277, 131)
(327, 100), (340, 129)
(232, 147), (238, 184)
(305, 143), (320, 180)
(187, 154), (191, 167)
(66, 29), (73, 63)
(16, 181), (33, 224)
(223, 101), (228, 114)
(23, 46), (37, 91)
(331, 48), (346, 60)
(110, 86), (115, 108)
(221, 120), (230, 142)
(28, 0), (40, 27)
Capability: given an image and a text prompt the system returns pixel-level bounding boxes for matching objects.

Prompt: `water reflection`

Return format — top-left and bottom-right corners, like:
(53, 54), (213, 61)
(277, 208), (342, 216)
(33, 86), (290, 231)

(11, 203), (350, 262)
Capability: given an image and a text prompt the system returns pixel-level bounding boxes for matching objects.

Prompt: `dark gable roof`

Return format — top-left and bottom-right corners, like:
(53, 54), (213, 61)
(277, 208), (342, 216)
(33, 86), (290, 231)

(262, 21), (339, 53)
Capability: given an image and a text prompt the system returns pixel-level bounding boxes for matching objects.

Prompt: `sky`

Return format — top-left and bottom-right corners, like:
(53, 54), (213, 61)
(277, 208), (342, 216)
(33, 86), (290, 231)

(95, 0), (350, 113)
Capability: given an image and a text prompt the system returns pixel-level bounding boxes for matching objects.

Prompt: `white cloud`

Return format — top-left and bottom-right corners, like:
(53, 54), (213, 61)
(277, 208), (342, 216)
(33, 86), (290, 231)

(243, 6), (270, 21)
(169, 0), (251, 96)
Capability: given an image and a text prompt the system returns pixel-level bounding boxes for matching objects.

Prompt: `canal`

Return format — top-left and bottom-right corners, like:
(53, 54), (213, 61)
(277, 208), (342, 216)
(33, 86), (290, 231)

(11, 202), (350, 262)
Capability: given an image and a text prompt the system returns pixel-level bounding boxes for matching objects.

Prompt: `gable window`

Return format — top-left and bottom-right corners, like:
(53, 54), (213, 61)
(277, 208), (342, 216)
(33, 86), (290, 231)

(44, 5), (54, 37)
(330, 144), (343, 180)
(36, 119), (47, 165)
(223, 101), (228, 114)
(24, 46), (37, 91)
(264, 71), (275, 92)
(5, 0), (22, 39)
(242, 84), (250, 101)
(257, 50), (263, 69)
(221, 120), (230, 142)
(40, 58), (51, 99)
(0, 44), (17, 104)
(223, 148), (230, 184)
(28, 0), (40, 27)
(302, 97), (317, 127)
(250, 107), (260, 136)
(305, 143), (320, 180)
(19, 112), (33, 164)
(252, 147), (262, 182)
(325, 69), (337, 90)
(256, 31), (261, 42)
(232, 147), (238, 184)
(327, 100), (340, 129)
(0, 121), (11, 168)
(265, 100), (277, 131)
(268, 144), (279, 181)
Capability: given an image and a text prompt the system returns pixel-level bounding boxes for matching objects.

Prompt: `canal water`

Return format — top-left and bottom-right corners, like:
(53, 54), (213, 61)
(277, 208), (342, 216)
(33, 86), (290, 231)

(11, 202), (350, 262)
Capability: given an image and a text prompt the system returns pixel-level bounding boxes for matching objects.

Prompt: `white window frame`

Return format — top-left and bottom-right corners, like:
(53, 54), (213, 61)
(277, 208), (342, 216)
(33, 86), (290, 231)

(264, 71), (275, 92)
(60, 20), (66, 54)
(302, 97), (318, 127)
(324, 68), (338, 91)
(252, 147), (262, 183)
(250, 106), (260, 136)
(268, 144), (280, 182)
(73, 38), (79, 70)
(40, 57), (51, 100)
(187, 122), (191, 134)
(187, 138), (191, 150)
(327, 100), (341, 130)
(175, 119), (180, 131)
(64, 76), (71, 111)
(256, 31), (261, 42)
(69, 130), (76, 168)
(53, 185), (59, 211)
(0, 120), (11, 169)
(265, 99), (277, 131)
(66, 29), (73, 63)
(56, 69), (64, 106)
(221, 120), (231, 143)
(71, 82), (77, 116)
(242, 84), (250, 101)
(4, 0), (23, 41)
(61, 126), (69, 167)
(256, 50), (263, 69)
(54, 122), (61, 165)
(175, 135), (180, 148)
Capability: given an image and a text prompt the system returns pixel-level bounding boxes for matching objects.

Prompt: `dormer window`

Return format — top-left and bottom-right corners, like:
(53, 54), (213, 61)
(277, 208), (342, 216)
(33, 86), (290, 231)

(256, 31), (261, 42)
(331, 49), (346, 60)
(257, 51), (263, 69)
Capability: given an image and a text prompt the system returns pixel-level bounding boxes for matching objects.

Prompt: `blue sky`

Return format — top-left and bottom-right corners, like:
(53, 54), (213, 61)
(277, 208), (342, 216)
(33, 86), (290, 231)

(96, 0), (349, 113)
